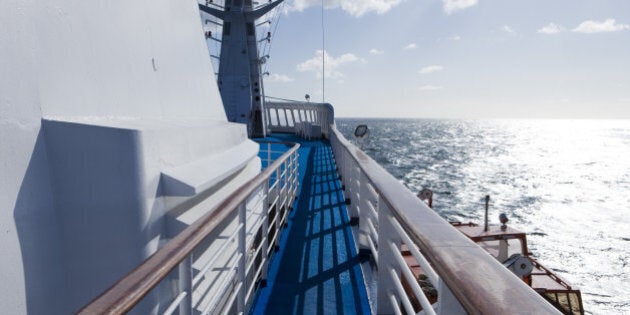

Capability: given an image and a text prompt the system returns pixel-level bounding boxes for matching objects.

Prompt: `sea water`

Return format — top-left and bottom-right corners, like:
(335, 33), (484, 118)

(337, 118), (630, 314)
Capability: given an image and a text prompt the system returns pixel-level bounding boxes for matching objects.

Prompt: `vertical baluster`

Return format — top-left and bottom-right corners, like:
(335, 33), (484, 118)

(284, 157), (291, 211)
(357, 172), (371, 250)
(280, 161), (286, 216)
(295, 151), (300, 195)
(237, 203), (247, 313)
(290, 152), (297, 200)
(261, 180), (270, 284)
(274, 166), (282, 245)
(269, 167), (281, 249)
(377, 196), (401, 314)
(266, 107), (271, 129)
(350, 161), (360, 219)
(267, 143), (271, 169)
(178, 256), (192, 315)
(339, 146), (346, 182)
(340, 148), (347, 192)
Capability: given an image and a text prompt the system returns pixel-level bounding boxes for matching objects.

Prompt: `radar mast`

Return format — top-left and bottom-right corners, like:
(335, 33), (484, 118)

(199, 0), (283, 137)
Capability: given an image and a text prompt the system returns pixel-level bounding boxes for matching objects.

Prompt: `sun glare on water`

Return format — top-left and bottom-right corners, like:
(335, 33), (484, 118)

(338, 118), (630, 314)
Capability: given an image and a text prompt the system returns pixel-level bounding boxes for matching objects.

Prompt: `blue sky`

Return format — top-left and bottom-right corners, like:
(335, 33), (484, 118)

(216, 0), (630, 118)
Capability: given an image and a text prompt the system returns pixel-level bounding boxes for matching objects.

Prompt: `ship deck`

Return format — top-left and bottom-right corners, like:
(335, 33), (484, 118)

(252, 134), (370, 315)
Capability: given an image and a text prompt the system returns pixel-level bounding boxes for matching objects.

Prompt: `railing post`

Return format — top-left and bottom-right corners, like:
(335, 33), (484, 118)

(237, 203), (247, 313)
(377, 196), (400, 314)
(340, 148), (347, 183)
(291, 151), (298, 200)
(280, 162), (287, 218)
(261, 180), (270, 284)
(274, 167), (282, 245)
(339, 149), (350, 204)
(343, 154), (353, 212)
(267, 107), (271, 127)
(357, 172), (371, 251)
(350, 162), (360, 219)
(266, 143), (271, 169)
(178, 256), (192, 315)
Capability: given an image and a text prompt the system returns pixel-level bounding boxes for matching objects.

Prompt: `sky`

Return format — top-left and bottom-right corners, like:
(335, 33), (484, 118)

(210, 0), (630, 118)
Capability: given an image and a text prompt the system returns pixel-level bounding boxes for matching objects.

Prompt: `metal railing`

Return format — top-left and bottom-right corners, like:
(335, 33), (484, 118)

(329, 125), (560, 314)
(78, 141), (299, 315)
(265, 101), (334, 138)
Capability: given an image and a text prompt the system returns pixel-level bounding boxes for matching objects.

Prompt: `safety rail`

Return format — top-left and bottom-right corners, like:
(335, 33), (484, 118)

(78, 141), (299, 315)
(265, 101), (334, 138)
(329, 125), (560, 314)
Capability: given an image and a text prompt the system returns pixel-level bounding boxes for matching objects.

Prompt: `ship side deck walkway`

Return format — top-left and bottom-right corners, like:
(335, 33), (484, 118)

(252, 134), (370, 315)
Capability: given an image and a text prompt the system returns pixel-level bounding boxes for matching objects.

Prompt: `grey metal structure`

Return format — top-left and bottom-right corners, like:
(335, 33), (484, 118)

(199, 0), (283, 137)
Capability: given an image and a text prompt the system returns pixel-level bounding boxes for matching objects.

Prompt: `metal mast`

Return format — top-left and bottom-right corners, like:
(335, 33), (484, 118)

(200, 0), (283, 137)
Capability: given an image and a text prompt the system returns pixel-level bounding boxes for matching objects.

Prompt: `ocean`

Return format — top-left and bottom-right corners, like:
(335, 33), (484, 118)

(336, 118), (630, 314)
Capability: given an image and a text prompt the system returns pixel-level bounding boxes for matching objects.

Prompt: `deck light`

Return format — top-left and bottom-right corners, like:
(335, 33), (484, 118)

(417, 188), (433, 208)
(354, 125), (369, 149)
(499, 213), (508, 230)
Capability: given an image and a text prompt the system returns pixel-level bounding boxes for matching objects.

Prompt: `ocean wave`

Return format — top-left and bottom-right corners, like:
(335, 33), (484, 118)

(337, 118), (630, 314)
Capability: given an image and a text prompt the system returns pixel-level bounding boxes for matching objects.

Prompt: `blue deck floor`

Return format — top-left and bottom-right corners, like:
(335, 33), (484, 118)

(252, 134), (370, 315)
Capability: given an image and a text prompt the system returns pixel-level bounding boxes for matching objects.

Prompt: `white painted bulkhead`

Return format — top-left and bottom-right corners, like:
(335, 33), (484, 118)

(0, 0), (260, 313)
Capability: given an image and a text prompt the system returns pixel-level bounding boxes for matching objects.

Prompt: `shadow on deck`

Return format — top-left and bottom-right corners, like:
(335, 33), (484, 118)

(252, 135), (370, 315)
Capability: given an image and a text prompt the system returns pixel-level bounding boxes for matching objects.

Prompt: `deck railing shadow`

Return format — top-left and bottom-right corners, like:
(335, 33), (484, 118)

(78, 141), (300, 315)
(257, 143), (369, 314)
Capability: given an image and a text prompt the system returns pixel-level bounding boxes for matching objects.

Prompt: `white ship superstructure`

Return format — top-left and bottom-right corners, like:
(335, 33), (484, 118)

(0, 1), (259, 313)
(1, 1), (572, 314)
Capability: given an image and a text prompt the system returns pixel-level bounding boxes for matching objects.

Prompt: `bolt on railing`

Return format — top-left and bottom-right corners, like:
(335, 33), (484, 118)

(78, 141), (299, 315)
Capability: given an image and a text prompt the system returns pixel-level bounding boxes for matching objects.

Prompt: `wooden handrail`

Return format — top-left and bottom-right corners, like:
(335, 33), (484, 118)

(78, 142), (300, 314)
(329, 125), (559, 314)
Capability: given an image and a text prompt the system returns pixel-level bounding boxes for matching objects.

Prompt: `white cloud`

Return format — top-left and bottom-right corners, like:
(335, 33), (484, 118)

(404, 43), (417, 50)
(438, 35), (461, 42)
(267, 73), (294, 83)
(288, 0), (404, 17)
(419, 65), (444, 74)
(369, 48), (384, 55)
(502, 25), (516, 35)
(573, 19), (630, 33)
(419, 85), (443, 91)
(443, 0), (478, 14)
(297, 50), (361, 79)
(538, 23), (564, 34)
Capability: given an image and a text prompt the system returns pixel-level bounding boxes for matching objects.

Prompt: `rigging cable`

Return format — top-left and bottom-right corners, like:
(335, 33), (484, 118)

(321, 0), (325, 103)
(262, 0), (286, 74)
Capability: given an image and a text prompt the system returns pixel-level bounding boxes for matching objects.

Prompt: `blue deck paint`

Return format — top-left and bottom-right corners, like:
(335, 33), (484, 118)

(252, 135), (370, 315)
